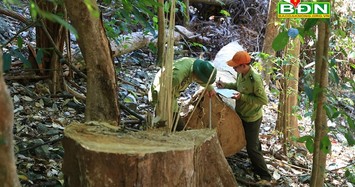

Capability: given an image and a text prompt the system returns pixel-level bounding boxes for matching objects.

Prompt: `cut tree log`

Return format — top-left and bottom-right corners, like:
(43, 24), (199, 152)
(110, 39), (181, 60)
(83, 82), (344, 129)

(183, 94), (246, 157)
(0, 50), (20, 186)
(110, 25), (210, 57)
(182, 40), (247, 157)
(62, 122), (238, 187)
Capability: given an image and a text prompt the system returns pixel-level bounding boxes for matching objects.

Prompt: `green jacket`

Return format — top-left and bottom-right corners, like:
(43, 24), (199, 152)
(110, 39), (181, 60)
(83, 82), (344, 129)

(224, 67), (268, 122)
(152, 57), (213, 111)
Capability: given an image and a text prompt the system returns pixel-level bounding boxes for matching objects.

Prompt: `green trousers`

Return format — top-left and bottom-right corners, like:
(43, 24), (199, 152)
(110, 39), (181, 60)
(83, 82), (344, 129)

(242, 117), (272, 181)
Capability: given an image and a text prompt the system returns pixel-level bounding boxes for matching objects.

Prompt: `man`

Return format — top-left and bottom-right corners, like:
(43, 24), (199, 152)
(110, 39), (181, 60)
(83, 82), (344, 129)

(151, 57), (217, 130)
(216, 51), (272, 183)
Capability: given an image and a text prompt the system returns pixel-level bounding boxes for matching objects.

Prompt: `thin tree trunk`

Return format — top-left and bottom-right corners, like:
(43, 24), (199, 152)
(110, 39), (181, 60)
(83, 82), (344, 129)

(157, 0), (165, 67)
(261, 0), (278, 86)
(50, 24), (66, 94)
(310, 19), (330, 187)
(35, 0), (66, 93)
(157, 0), (176, 129)
(63, 0), (120, 124)
(276, 20), (300, 154)
(276, 37), (301, 146)
(183, 0), (190, 26)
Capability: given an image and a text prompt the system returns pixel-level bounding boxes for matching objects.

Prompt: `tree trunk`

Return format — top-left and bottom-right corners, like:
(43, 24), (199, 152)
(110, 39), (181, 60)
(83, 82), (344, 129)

(184, 94), (246, 157)
(261, 0), (278, 86)
(183, 0), (190, 26)
(276, 36), (300, 153)
(35, 0), (66, 93)
(62, 123), (238, 187)
(0, 50), (20, 187)
(63, 0), (120, 124)
(156, 0), (165, 67)
(310, 19), (330, 187)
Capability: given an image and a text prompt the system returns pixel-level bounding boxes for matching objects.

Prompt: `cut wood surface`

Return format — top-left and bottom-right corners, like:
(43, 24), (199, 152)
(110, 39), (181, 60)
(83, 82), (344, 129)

(62, 123), (238, 187)
(183, 94), (246, 157)
(182, 40), (246, 157)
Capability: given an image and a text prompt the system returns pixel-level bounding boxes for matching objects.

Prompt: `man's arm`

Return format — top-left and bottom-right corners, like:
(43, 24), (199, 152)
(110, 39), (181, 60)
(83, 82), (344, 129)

(239, 77), (268, 105)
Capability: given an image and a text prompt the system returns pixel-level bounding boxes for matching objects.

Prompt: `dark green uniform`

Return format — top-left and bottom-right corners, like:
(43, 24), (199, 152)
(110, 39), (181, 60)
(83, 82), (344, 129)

(225, 66), (271, 181)
(172, 57), (214, 110)
(152, 57), (213, 112)
(151, 57), (215, 130)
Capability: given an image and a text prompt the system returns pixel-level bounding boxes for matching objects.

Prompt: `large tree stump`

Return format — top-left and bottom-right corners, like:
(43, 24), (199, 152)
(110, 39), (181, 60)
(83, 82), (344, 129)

(62, 123), (238, 187)
(183, 94), (246, 157)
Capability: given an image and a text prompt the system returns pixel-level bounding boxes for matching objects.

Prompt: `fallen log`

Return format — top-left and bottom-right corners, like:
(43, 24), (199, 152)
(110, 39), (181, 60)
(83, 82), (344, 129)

(181, 40), (246, 157)
(110, 25), (210, 57)
(62, 122), (238, 187)
(183, 94), (246, 157)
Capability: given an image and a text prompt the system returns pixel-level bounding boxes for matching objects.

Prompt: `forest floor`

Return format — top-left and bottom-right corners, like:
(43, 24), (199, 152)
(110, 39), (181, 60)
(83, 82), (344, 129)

(7, 63), (355, 187)
(1, 1), (355, 187)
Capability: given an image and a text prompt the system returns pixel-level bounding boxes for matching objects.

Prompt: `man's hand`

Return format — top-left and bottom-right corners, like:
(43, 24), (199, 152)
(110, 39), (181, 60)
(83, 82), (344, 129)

(206, 89), (216, 97)
(231, 92), (241, 100)
(216, 80), (224, 88)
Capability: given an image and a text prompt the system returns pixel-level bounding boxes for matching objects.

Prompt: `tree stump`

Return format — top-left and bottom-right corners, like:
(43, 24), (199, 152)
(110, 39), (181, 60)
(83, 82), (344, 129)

(183, 94), (246, 157)
(62, 123), (238, 187)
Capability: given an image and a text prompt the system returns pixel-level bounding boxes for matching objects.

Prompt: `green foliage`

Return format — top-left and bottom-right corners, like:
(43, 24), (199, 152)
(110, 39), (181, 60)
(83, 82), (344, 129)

(190, 42), (207, 52)
(304, 19), (318, 32)
(320, 135), (331, 154)
(83, 0), (100, 18)
(12, 48), (31, 68)
(220, 10), (230, 17)
(29, 1), (78, 37)
(345, 115), (355, 146)
(101, 0), (161, 39)
(272, 31), (289, 51)
(35, 48), (44, 65)
(328, 58), (340, 85)
(297, 135), (314, 153)
(17, 37), (23, 49)
(272, 18), (320, 52)
(2, 52), (12, 72)
(176, 0), (187, 16)
(345, 167), (355, 184)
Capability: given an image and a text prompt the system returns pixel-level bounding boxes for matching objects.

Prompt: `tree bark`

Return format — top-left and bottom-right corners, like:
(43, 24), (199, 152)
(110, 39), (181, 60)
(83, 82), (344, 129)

(35, 0), (66, 90)
(276, 36), (300, 153)
(261, 0), (278, 86)
(0, 50), (20, 187)
(63, 0), (120, 124)
(310, 19), (330, 187)
(62, 123), (238, 187)
(156, 0), (166, 67)
(183, 0), (190, 26)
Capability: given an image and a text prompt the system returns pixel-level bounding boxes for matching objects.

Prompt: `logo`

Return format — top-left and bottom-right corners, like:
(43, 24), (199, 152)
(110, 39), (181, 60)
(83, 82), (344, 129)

(278, 0), (331, 18)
